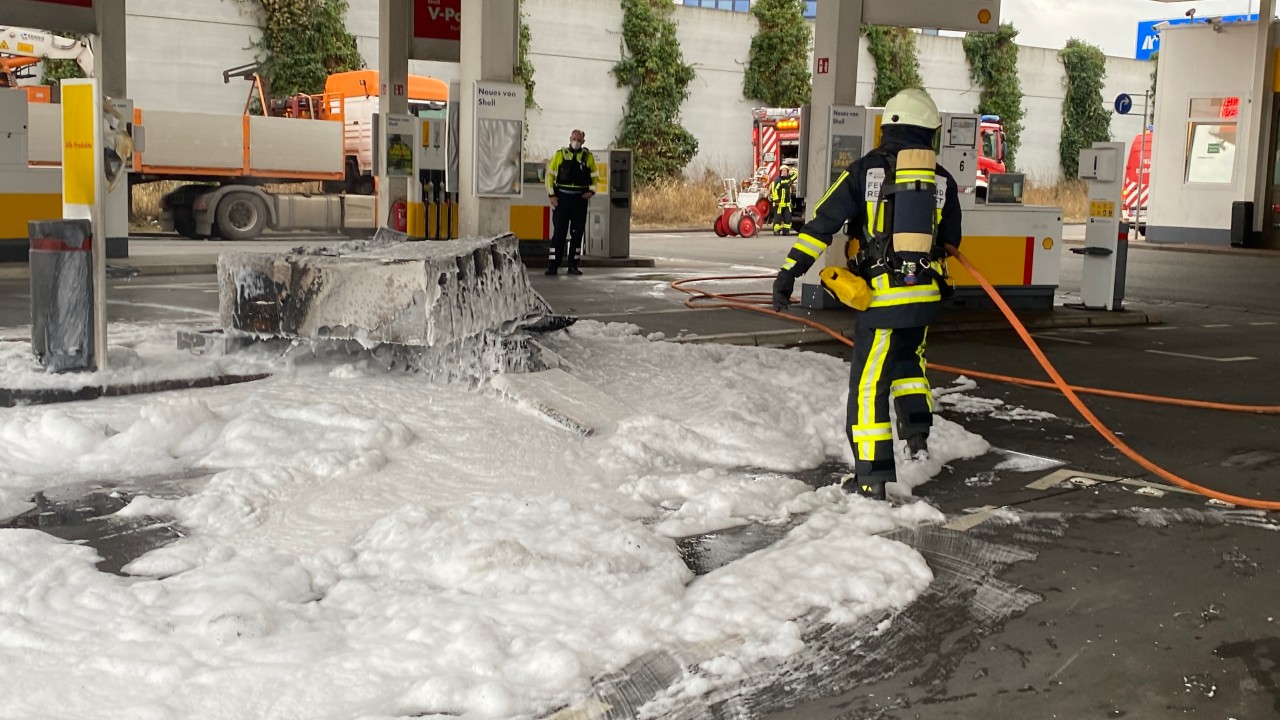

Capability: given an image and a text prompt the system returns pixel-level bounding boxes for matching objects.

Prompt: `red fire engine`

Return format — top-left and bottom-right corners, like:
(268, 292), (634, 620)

(751, 107), (1008, 194)
(751, 108), (803, 183)
(1123, 130), (1153, 233)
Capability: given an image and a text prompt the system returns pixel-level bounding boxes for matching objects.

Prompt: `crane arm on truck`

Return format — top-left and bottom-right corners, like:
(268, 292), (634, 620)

(0, 56), (41, 86)
(0, 27), (95, 87)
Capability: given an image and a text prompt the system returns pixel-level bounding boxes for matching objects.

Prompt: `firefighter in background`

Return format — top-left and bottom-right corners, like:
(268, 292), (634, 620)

(545, 129), (600, 276)
(771, 165), (796, 236)
(770, 88), (962, 500)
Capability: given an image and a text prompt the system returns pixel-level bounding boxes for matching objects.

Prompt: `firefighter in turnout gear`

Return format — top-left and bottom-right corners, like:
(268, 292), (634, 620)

(770, 88), (962, 501)
(771, 165), (797, 235)
(545, 129), (601, 275)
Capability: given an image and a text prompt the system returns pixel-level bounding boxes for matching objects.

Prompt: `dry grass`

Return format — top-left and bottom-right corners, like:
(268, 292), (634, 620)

(632, 174), (725, 230)
(131, 181), (182, 225)
(1024, 179), (1089, 223)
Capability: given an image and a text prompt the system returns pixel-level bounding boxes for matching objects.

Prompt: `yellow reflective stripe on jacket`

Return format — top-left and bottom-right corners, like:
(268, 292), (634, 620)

(812, 171), (849, 213)
(782, 257), (797, 271)
(890, 378), (931, 396)
(867, 274), (941, 307)
(891, 378), (933, 410)
(868, 285), (942, 307)
(794, 243), (820, 259)
(793, 234), (826, 258)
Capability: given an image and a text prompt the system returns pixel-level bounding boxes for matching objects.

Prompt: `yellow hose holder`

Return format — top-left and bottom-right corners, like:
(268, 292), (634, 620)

(819, 266), (872, 311)
(407, 201), (427, 238)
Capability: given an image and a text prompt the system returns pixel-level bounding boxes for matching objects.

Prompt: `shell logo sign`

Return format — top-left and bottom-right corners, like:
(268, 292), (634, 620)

(414, 0), (462, 41)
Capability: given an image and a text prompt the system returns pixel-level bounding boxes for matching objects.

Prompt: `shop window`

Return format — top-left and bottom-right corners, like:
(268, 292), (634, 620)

(1185, 97), (1239, 185)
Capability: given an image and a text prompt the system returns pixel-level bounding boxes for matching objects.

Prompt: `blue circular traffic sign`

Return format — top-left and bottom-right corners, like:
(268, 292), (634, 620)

(1115, 93), (1134, 115)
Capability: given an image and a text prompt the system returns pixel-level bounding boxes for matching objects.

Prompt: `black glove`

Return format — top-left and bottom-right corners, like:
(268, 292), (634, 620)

(772, 270), (796, 312)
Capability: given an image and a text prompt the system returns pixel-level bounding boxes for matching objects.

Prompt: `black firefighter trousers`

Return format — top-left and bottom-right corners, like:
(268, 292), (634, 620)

(847, 318), (934, 484)
(549, 192), (589, 271)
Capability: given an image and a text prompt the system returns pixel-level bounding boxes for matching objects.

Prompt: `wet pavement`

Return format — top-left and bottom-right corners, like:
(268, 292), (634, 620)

(5, 232), (1280, 719)
(2, 471), (203, 575)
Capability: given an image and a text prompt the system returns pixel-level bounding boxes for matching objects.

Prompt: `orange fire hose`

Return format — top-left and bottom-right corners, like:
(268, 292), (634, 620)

(669, 248), (1280, 510)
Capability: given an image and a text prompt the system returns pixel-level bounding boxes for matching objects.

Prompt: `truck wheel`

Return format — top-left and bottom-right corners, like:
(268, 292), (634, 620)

(215, 192), (268, 241)
(173, 208), (208, 239)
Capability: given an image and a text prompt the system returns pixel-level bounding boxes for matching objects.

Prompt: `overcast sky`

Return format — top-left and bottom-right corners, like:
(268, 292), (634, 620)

(997, 0), (1269, 57)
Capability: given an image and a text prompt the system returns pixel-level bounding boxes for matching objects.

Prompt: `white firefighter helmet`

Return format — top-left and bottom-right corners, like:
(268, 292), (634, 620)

(882, 88), (941, 129)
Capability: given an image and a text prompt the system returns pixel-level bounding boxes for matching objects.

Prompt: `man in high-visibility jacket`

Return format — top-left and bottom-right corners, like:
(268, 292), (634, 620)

(770, 88), (963, 500)
(545, 129), (600, 276)
(771, 165), (796, 236)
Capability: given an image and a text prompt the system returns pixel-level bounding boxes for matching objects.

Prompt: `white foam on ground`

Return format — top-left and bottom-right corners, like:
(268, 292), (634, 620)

(0, 319), (996, 719)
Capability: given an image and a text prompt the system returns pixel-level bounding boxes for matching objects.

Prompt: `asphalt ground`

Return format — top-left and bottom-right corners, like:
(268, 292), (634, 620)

(3, 230), (1280, 718)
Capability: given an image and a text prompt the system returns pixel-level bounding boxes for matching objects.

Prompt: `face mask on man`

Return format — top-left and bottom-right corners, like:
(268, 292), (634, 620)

(570, 140), (582, 151)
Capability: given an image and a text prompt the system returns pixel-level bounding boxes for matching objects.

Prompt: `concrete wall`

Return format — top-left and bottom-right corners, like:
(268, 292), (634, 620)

(124, 0), (261, 114)
(39, 1), (1152, 183)
(520, 0), (631, 162)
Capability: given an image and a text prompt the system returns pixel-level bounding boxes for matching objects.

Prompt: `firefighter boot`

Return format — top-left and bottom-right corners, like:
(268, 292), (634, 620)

(839, 474), (887, 501)
(905, 434), (929, 462)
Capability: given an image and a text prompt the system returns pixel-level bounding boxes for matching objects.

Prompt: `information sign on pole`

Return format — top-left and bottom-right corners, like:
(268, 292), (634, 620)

(472, 81), (525, 197)
(384, 114), (416, 178)
(827, 106), (866, 186)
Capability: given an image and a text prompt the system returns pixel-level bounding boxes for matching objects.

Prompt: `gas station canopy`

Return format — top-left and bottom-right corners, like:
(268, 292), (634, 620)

(862, 0), (1000, 33)
(8, 0), (463, 56)
(8, 0), (96, 34)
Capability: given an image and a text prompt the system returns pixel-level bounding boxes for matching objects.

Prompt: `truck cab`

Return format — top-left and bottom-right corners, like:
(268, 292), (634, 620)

(976, 115), (1007, 200)
(324, 70), (449, 195)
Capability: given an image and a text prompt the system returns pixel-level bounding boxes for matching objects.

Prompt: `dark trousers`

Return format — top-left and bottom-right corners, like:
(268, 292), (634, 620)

(847, 318), (933, 483)
(549, 192), (589, 270)
(773, 204), (792, 230)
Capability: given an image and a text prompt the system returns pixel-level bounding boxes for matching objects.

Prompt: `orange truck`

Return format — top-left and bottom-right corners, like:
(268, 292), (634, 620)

(15, 57), (450, 241)
(149, 68), (449, 240)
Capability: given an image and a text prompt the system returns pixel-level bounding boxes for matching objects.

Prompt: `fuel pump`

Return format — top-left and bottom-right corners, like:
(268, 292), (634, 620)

(585, 149), (633, 259)
(1074, 142), (1128, 310)
(937, 113), (980, 210)
(414, 108), (452, 240)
